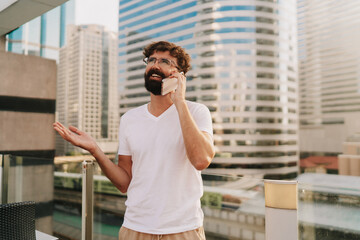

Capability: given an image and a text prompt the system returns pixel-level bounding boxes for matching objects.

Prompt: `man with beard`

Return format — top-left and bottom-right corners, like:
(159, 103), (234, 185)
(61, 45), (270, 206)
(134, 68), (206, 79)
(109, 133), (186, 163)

(53, 41), (215, 240)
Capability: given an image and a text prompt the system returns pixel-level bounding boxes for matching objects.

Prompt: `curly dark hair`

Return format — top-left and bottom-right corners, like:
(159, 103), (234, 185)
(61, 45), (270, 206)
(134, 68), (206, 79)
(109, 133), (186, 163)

(143, 41), (191, 74)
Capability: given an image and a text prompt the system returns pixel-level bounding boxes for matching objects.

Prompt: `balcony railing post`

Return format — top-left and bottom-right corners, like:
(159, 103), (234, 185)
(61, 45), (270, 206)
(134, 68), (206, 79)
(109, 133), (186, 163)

(0, 154), (10, 204)
(82, 159), (94, 240)
(264, 180), (298, 240)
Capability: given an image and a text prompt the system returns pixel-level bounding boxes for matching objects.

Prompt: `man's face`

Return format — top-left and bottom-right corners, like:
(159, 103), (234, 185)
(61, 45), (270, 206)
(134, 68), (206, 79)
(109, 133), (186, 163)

(144, 51), (179, 95)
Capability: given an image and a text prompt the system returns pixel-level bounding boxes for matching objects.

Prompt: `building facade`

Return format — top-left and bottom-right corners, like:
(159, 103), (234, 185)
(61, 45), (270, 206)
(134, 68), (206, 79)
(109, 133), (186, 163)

(56, 24), (119, 155)
(298, 0), (360, 156)
(6, 0), (75, 61)
(338, 132), (360, 176)
(118, 0), (299, 179)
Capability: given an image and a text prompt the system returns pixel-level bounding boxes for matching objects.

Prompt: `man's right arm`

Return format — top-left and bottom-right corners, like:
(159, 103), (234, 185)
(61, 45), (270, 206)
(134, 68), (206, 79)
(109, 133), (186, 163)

(53, 121), (132, 193)
(90, 146), (132, 193)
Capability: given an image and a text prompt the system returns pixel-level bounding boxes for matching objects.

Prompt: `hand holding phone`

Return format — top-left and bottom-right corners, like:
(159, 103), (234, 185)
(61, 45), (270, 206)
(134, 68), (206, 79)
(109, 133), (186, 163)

(161, 72), (184, 95)
(161, 77), (178, 95)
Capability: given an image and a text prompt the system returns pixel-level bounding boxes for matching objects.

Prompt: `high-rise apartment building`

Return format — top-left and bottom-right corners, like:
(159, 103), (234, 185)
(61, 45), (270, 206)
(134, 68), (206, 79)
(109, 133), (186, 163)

(298, 1), (360, 156)
(6, 0), (75, 61)
(56, 24), (119, 155)
(118, 0), (299, 179)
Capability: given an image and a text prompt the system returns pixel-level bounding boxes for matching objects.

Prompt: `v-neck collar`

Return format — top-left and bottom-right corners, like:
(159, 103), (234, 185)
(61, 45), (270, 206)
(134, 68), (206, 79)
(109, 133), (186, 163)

(145, 103), (175, 121)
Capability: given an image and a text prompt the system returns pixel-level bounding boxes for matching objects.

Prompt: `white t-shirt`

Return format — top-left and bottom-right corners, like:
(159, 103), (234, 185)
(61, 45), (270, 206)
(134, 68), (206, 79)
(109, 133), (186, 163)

(117, 101), (213, 234)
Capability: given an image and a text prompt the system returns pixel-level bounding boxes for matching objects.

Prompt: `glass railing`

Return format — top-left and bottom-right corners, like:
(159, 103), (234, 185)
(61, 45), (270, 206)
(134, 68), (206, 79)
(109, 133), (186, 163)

(2, 155), (360, 240)
(0, 154), (58, 239)
(53, 157), (123, 240)
(55, 161), (360, 240)
(297, 173), (360, 240)
(201, 173), (266, 240)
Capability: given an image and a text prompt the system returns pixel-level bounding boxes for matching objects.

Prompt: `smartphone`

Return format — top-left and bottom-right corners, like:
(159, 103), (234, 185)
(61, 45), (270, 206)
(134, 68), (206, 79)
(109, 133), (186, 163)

(161, 72), (183, 95)
(161, 77), (178, 95)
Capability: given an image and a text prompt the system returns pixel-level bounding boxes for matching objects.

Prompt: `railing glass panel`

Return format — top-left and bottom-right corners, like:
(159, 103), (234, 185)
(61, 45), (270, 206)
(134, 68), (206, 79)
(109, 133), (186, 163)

(202, 174), (265, 240)
(297, 173), (360, 240)
(0, 154), (55, 235)
(44, 158), (360, 239)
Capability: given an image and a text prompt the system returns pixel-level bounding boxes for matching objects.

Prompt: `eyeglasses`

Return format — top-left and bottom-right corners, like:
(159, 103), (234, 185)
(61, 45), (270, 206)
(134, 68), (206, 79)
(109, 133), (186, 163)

(143, 57), (180, 70)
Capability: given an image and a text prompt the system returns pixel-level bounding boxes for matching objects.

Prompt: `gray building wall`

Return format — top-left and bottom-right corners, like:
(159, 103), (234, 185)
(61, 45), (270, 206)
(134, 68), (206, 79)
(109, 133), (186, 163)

(0, 51), (56, 234)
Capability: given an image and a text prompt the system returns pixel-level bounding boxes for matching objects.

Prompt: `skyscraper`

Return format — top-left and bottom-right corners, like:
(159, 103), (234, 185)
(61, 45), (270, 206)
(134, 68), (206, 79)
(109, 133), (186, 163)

(56, 24), (119, 155)
(6, 0), (75, 61)
(298, 0), (360, 156)
(118, 0), (299, 179)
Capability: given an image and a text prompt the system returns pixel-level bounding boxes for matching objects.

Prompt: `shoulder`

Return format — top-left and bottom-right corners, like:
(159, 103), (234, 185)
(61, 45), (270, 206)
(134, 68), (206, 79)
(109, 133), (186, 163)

(121, 104), (147, 121)
(186, 100), (210, 113)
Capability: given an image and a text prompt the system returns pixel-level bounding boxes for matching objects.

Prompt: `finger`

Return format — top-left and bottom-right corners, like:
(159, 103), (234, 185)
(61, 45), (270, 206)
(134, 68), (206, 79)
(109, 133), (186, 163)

(54, 127), (71, 141)
(69, 125), (81, 135)
(53, 121), (65, 128)
(54, 122), (74, 138)
(53, 126), (65, 136)
(53, 122), (66, 135)
(54, 122), (70, 135)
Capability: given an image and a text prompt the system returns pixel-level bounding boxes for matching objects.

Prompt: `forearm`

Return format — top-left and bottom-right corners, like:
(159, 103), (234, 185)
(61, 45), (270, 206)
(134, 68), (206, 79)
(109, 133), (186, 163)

(175, 101), (215, 170)
(90, 146), (131, 193)
(53, 122), (131, 192)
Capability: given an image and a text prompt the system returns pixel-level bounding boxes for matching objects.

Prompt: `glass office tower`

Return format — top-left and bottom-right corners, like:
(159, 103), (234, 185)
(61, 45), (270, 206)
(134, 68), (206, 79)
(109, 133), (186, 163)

(6, 0), (75, 61)
(118, 0), (299, 179)
(298, 0), (360, 155)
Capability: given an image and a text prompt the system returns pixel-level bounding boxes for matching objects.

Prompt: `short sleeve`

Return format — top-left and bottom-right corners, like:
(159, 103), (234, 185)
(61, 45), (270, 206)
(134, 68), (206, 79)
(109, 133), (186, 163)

(117, 115), (131, 156)
(192, 103), (213, 139)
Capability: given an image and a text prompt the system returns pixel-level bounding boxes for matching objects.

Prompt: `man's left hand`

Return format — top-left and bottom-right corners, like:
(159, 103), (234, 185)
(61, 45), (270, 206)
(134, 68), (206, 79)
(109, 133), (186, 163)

(170, 71), (186, 104)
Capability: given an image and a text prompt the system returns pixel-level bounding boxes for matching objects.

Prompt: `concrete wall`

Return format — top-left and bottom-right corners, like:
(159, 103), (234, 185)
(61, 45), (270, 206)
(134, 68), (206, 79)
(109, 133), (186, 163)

(0, 112), (55, 151)
(0, 51), (57, 234)
(0, 51), (56, 99)
(0, 51), (56, 152)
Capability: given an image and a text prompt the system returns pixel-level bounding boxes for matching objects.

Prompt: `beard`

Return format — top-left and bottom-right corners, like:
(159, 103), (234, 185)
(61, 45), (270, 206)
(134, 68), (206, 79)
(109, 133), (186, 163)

(144, 69), (167, 95)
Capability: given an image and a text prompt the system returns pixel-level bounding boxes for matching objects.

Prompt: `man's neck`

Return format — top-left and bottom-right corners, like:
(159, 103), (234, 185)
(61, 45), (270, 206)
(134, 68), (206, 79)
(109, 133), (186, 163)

(148, 94), (173, 117)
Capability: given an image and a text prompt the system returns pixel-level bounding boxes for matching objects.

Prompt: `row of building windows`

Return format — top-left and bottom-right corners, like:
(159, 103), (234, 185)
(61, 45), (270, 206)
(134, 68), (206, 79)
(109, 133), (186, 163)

(301, 102), (360, 109)
(215, 106), (296, 113)
(215, 151), (297, 158)
(187, 95), (296, 103)
(300, 119), (345, 126)
(214, 140), (297, 146)
(213, 117), (297, 124)
(214, 128), (296, 135)
(208, 162), (297, 170)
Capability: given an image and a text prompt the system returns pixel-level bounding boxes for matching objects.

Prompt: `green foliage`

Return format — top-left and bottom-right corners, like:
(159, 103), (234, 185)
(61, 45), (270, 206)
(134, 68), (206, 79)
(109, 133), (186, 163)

(201, 191), (222, 209)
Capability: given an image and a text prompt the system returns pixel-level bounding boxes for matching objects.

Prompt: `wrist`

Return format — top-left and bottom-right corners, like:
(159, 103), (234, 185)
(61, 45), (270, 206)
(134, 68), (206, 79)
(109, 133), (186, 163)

(174, 98), (186, 108)
(88, 143), (100, 156)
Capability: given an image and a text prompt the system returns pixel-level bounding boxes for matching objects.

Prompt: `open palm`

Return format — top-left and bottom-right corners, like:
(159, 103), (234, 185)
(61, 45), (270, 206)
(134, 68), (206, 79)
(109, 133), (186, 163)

(53, 122), (97, 153)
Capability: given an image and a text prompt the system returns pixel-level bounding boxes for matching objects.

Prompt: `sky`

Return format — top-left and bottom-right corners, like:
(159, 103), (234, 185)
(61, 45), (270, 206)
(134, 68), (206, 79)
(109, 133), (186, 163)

(76, 0), (118, 32)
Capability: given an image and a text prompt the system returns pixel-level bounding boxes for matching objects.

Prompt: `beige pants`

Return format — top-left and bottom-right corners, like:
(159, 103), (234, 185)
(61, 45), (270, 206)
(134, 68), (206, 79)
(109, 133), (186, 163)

(118, 226), (206, 240)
